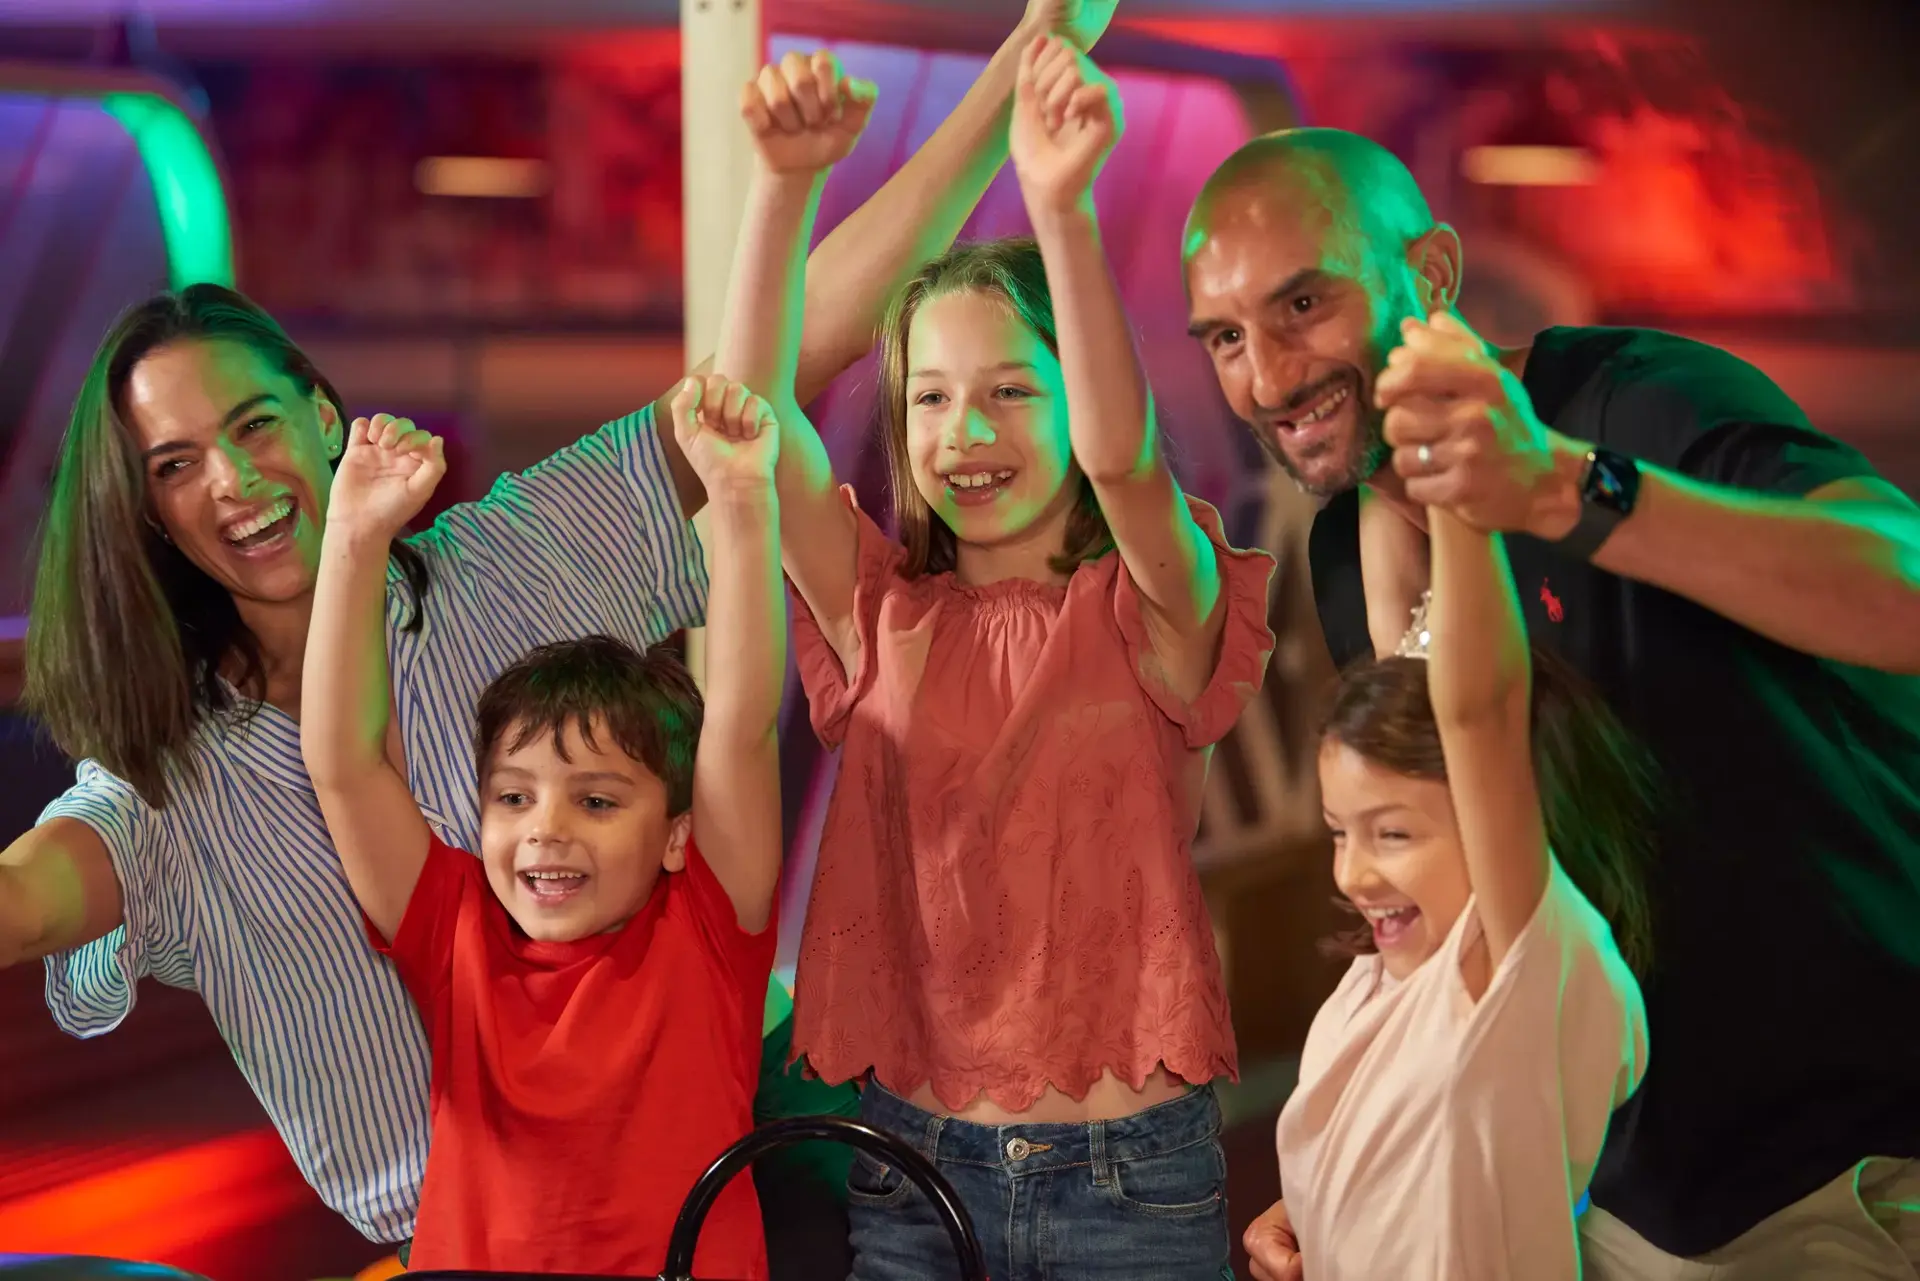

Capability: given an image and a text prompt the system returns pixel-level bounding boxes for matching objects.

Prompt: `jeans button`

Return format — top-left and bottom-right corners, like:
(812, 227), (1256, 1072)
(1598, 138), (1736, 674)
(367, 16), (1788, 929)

(1005, 1137), (1031, 1161)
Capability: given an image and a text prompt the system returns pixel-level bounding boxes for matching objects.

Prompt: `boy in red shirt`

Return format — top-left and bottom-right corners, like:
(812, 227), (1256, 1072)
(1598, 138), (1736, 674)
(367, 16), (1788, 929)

(299, 369), (788, 1276)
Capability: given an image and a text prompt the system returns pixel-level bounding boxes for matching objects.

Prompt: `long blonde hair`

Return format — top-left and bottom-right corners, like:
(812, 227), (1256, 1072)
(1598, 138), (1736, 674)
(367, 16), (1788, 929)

(875, 238), (1113, 578)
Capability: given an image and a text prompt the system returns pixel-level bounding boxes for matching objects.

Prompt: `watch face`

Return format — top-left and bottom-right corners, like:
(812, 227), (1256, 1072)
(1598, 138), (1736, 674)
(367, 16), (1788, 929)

(1585, 450), (1637, 513)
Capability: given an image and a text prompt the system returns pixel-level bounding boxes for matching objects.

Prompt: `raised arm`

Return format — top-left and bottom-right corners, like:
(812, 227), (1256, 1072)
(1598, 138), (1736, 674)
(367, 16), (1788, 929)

(302, 414), (446, 943)
(725, 54), (874, 675)
(787, 1), (1117, 407)
(659, 1), (1121, 516)
(1359, 488), (1431, 658)
(1010, 39), (1223, 695)
(1379, 312), (1920, 673)
(1425, 507), (1545, 971)
(0, 819), (122, 969)
(670, 377), (785, 932)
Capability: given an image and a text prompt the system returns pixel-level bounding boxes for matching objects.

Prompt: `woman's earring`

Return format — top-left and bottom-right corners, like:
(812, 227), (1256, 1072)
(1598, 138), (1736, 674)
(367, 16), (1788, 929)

(146, 516), (173, 545)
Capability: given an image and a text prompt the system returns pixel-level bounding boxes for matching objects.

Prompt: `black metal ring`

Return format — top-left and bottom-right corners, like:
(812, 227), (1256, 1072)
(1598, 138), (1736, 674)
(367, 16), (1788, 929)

(660, 1115), (984, 1281)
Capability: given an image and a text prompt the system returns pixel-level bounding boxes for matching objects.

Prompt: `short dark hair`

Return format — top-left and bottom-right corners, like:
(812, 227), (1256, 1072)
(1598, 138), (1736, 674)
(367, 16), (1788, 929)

(1319, 649), (1660, 975)
(474, 635), (702, 814)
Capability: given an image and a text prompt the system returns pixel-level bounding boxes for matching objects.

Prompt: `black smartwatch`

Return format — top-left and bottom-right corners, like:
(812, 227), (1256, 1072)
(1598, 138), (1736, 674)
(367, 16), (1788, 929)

(1554, 446), (1640, 560)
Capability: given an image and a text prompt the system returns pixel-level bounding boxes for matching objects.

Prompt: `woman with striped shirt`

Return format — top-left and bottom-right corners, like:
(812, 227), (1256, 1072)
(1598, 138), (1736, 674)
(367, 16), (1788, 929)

(0, 0), (1117, 1250)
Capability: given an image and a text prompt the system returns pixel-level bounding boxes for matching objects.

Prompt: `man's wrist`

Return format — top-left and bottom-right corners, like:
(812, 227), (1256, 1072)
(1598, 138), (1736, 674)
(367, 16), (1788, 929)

(1526, 433), (1589, 542)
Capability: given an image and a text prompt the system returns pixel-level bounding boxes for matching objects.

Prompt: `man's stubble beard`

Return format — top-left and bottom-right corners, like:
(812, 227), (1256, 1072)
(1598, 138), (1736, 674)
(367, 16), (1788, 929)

(1268, 400), (1390, 501)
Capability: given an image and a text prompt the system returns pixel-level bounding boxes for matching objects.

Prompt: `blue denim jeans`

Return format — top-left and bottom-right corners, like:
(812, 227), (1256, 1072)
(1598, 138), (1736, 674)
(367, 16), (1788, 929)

(846, 1082), (1234, 1281)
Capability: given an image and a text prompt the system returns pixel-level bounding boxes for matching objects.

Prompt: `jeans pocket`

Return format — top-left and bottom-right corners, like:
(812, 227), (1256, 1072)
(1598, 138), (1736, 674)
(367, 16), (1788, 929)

(1102, 1137), (1228, 1219)
(846, 1148), (916, 1207)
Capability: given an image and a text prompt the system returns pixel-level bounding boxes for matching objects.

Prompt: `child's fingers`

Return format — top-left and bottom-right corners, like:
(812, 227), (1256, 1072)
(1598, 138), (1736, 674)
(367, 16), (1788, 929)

(740, 79), (774, 133)
(780, 49), (826, 128)
(745, 392), (777, 438)
(1021, 32), (1048, 77)
(421, 435), (449, 484)
(669, 376), (703, 438)
(756, 63), (802, 132)
(405, 434), (448, 500)
(376, 416), (412, 449)
(696, 373), (733, 428)
(1065, 83), (1110, 127)
(727, 390), (765, 438)
(1033, 36), (1076, 88)
(1036, 34), (1077, 79)
(839, 77), (877, 133)
(1038, 51), (1082, 126)
(348, 416), (374, 450)
(808, 50), (843, 123)
(718, 379), (752, 434)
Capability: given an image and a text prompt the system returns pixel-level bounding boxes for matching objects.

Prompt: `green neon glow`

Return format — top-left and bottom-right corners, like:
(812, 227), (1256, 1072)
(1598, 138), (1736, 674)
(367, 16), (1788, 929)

(763, 969), (793, 1036)
(101, 92), (234, 289)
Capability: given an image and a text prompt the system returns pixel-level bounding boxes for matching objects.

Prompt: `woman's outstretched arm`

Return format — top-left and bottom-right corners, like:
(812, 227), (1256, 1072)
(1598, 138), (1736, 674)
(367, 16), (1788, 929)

(720, 53), (872, 676)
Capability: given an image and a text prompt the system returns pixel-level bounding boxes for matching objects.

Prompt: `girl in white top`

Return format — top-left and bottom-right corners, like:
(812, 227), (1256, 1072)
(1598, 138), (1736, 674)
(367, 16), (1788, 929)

(1255, 486), (1658, 1280)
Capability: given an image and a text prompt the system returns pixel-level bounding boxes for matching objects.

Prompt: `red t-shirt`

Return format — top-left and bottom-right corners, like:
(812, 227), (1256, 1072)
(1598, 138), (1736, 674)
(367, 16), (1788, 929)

(376, 834), (774, 1277)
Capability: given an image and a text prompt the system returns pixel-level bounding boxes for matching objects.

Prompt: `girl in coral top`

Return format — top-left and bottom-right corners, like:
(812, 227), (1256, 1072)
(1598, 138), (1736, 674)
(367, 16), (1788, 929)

(1247, 462), (1657, 1281)
(726, 38), (1275, 1281)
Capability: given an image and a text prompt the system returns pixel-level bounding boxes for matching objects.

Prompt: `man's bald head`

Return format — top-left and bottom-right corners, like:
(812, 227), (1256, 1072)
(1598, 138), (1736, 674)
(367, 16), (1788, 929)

(1183, 129), (1460, 498)
(1184, 128), (1436, 280)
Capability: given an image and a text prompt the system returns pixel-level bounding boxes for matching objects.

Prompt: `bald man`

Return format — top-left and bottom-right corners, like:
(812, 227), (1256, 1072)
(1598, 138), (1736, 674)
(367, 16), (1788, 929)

(1185, 129), (1920, 1279)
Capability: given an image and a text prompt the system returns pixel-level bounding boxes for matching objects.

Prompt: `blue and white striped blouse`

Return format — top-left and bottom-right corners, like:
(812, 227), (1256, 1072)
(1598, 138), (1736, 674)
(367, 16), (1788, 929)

(37, 405), (706, 1242)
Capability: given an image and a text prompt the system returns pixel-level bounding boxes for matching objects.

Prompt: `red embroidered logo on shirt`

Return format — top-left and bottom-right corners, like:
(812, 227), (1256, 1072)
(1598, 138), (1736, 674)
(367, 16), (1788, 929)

(1540, 580), (1565, 623)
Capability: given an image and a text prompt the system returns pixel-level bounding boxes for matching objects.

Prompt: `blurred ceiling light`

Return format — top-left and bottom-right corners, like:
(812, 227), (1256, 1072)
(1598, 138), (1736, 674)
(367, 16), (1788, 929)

(415, 157), (549, 198)
(1462, 145), (1601, 187)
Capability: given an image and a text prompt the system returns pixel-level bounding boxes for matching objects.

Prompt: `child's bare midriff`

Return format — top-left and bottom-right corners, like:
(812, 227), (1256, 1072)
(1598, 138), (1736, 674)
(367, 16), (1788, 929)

(907, 1064), (1192, 1124)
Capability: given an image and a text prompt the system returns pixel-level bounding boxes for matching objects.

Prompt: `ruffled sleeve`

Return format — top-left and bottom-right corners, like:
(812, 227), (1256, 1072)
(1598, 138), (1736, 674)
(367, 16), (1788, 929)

(788, 487), (908, 749)
(1112, 497), (1277, 748)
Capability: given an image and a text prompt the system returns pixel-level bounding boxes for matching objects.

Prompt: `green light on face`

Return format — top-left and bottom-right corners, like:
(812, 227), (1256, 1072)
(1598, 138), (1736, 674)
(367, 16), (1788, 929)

(102, 92), (234, 289)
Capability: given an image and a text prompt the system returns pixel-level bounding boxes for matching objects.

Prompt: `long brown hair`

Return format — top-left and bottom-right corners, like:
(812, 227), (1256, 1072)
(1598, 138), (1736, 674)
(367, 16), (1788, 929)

(1320, 650), (1660, 975)
(875, 238), (1113, 578)
(24, 284), (429, 808)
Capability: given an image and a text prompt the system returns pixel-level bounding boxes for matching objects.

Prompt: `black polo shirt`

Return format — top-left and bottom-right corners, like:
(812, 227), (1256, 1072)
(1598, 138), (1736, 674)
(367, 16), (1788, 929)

(1309, 326), (1920, 1256)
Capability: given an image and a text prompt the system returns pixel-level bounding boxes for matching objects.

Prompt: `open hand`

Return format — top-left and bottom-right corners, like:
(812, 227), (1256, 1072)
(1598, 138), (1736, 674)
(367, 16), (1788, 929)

(1245, 1198), (1305, 1281)
(1376, 312), (1576, 538)
(671, 374), (780, 493)
(1020, 0), (1120, 51)
(327, 414), (445, 539)
(741, 50), (877, 176)
(1010, 35), (1123, 216)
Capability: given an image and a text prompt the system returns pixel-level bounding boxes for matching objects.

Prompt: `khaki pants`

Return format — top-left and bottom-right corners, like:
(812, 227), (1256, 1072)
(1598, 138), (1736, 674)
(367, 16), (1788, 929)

(1582, 1159), (1920, 1280)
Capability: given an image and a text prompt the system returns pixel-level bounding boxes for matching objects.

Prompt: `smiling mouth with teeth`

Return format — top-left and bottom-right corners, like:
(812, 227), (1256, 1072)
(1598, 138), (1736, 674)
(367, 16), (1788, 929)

(521, 869), (588, 901)
(222, 496), (296, 548)
(1281, 379), (1353, 432)
(946, 469), (1015, 491)
(1359, 902), (1422, 946)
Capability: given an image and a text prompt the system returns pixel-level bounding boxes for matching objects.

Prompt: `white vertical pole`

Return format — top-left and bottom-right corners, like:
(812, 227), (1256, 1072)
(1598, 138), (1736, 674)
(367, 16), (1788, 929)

(680, 0), (763, 688)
